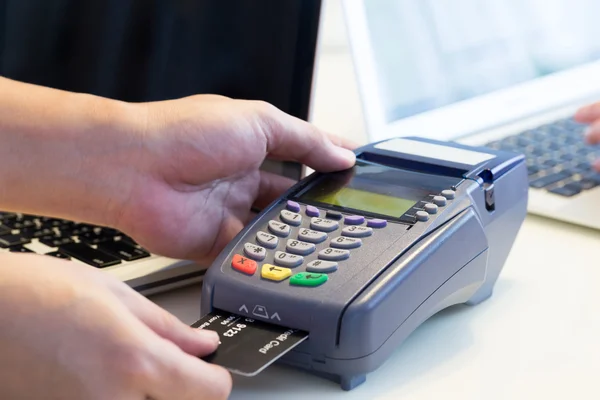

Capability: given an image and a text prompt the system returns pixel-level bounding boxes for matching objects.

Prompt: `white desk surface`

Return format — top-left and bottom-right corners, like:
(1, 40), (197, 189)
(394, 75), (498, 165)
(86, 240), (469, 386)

(150, 48), (600, 399)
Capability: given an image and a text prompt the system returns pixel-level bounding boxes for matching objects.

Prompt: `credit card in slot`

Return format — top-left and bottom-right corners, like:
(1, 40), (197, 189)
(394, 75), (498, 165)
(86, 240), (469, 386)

(192, 310), (308, 377)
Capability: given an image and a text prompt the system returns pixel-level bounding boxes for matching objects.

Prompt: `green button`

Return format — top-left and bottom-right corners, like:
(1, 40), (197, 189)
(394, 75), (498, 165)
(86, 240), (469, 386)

(290, 272), (328, 287)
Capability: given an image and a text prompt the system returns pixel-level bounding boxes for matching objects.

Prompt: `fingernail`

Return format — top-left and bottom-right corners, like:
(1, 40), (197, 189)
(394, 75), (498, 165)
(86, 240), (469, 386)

(335, 147), (356, 165)
(196, 329), (220, 344)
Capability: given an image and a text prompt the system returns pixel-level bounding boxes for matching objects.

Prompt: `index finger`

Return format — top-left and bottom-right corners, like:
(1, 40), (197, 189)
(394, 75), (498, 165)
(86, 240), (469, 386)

(252, 101), (358, 172)
(574, 101), (600, 124)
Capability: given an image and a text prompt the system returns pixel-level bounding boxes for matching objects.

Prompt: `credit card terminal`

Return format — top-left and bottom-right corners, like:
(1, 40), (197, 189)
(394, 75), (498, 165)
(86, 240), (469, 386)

(201, 136), (528, 390)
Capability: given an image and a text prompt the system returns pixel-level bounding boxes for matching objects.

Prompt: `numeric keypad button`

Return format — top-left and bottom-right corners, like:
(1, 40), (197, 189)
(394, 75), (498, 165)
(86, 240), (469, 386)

(310, 217), (339, 232)
(280, 210), (302, 226)
(268, 220), (290, 237)
(286, 239), (316, 256)
(306, 260), (338, 273)
(274, 251), (304, 268)
(256, 231), (279, 249)
(318, 247), (350, 261)
(244, 243), (267, 261)
(297, 228), (327, 244)
(341, 225), (373, 238)
(330, 236), (362, 249)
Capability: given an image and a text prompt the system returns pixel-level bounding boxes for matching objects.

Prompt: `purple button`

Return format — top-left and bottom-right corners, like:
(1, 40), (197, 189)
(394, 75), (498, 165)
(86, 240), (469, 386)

(286, 200), (301, 213)
(306, 205), (320, 217)
(344, 215), (365, 225)
(367, 219), (387, 228)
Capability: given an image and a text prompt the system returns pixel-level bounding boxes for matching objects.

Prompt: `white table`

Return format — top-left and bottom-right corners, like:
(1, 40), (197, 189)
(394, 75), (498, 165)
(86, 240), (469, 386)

(150, 20), (600, 398)
(150, 213), (600, 399)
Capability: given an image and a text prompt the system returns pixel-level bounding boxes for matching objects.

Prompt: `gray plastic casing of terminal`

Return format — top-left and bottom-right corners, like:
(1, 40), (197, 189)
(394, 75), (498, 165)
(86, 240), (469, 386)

(200, 137), (529, 390)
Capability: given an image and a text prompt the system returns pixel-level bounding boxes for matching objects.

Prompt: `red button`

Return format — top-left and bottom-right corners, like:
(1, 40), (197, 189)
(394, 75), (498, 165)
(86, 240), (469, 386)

(232, 254), (257, 275)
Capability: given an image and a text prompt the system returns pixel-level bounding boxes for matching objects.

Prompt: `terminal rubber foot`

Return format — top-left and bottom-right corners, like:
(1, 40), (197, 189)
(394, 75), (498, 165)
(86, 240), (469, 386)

(340, 374), (366, 391)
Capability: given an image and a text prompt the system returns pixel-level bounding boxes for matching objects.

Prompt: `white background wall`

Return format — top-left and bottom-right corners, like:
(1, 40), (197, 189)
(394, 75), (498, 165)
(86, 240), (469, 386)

(310, 0), (368, 144)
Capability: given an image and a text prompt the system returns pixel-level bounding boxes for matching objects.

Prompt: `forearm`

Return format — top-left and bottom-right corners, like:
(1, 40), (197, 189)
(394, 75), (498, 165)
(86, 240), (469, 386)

(0, 76), (144, 227)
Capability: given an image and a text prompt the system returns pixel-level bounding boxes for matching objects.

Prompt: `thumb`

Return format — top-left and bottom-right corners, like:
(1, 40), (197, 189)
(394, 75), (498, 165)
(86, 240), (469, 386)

(121, 292), (220, 356)
(253, 101), (358, 172)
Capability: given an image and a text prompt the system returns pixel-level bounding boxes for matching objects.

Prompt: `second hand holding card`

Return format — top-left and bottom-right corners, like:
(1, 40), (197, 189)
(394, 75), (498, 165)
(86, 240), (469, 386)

(192, 311), (307, 377)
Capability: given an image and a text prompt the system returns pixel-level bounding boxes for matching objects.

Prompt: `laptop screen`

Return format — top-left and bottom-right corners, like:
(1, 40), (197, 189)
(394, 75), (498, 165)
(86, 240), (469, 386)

(362, 0), (600, 124)
(0, 0), (322, 179)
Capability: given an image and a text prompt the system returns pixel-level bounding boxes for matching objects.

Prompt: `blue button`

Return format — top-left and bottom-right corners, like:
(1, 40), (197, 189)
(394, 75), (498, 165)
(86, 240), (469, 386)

(306, 205), (320, 217)
(344, 215), (365, 225)
(286, 200), (301, 213)
(367, 219), (387, 228)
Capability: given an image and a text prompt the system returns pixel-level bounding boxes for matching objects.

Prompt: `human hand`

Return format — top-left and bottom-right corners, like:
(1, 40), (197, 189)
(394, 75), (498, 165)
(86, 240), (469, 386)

(110, 95), (357, 263)
(574, 101), (600, 170)
(0, 79), (356, 263)
(0, 252), (231, 400)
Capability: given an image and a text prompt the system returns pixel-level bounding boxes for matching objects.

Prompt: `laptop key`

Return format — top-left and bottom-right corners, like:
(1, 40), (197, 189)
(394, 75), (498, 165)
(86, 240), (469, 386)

(79, 231), (111, 245)
(582, 172), (600, 184)
(542, 159), (558, 168)
(0, 212), (18, 222)
(97, 240), (151, 261)
(58, 243), (121, 268)
(19, 227), (55, 239)
(9, 245), (35, 253)
(39, 235), (74, 248)
(559, 153), (575, 162)
(40, 218), (69, 229)
(0, 225), (11, 236)
(45, 251), (71, 260)
(61, 224), (94, 237)
(3, 218), (37, 230)
(528, 146), (546, 157)
(549, 183), (582, 197)
(0, 234), (31, 249)
(117, 234), (138, 246)
(529, 171), (571, 189)
(579, 179), (599, 191)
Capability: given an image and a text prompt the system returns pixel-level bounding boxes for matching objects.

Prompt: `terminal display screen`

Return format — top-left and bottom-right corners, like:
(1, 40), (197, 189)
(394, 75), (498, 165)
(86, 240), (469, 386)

(304, 186), (417, 218)
(298, 160), (443, 218)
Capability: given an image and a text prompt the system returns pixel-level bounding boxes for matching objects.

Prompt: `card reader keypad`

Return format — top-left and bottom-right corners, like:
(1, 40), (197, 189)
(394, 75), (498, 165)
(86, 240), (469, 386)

(310, 218), (339, 232)
(268, 220), (290, 237)
(318, 247), (350, 261)
(244, 243), (266, 261)
(297, 228), (327, 243)
(330, 236), (362, 249)
(280, 210), (302, 226)
(229, 189), (453, 287)
(306, 260), (338, 273)
(341, 226), (373, 237)
(286, 239), (316, 255)
(232, 203), (389, 287)
(274, 251), (304, 268)
(256, 231), (279, 249)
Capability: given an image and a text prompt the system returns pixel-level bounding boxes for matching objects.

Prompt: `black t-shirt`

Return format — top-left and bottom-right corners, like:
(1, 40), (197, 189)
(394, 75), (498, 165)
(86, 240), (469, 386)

(0, 0), (320, 119)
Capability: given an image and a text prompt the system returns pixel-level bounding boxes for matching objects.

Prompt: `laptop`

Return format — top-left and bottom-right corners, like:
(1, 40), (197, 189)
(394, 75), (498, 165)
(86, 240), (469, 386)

(343, 0), (600, 230)
(0, 1), (323, 295)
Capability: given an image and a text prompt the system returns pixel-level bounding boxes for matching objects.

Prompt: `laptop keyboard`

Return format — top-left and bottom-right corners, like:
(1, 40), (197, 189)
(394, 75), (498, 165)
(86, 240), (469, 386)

(484, 117), (600, 197)
(0, 212), (151, 267)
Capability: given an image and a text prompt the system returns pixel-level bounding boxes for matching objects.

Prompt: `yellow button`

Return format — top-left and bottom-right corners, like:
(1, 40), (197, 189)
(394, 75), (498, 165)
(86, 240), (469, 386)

(261, 264), (292, 282)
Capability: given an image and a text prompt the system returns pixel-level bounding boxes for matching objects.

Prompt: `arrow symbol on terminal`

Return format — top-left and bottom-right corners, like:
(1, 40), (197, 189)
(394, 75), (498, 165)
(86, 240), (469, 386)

(271, 312), (281, 321)
(239, 304), (249, 313)
(269, 266), (281, 272)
